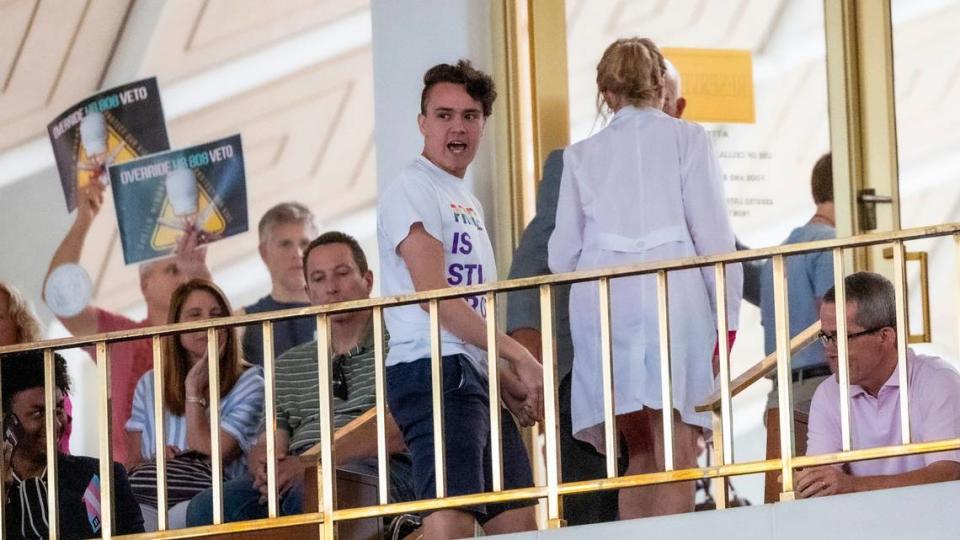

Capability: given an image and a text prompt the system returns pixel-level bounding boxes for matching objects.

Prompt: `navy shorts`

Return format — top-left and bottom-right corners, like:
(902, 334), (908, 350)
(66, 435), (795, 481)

(387, 354), (535, 522)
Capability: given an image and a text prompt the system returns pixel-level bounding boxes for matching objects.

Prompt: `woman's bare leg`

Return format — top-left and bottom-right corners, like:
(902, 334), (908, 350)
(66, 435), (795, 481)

(618, 409), (659, 519)
(618, 408), (699, 519)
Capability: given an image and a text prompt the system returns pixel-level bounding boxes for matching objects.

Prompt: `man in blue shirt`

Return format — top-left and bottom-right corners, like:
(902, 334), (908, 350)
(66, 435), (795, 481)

(758, 153), (834, 500)
(759, 153), (835, 410)
(240, 202), (318, 366)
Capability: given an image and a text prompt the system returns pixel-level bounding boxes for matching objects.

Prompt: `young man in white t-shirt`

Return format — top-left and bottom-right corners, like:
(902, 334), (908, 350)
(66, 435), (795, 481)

(377, 60), (544, 539)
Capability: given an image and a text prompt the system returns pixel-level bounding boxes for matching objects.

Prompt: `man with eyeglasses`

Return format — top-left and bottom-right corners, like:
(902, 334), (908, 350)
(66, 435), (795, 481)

(186, 231), (413, 525)
(797, 272), (960, 498)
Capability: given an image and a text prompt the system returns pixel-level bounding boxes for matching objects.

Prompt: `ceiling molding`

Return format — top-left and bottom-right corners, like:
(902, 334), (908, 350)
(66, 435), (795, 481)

(0, 0), (132, 150)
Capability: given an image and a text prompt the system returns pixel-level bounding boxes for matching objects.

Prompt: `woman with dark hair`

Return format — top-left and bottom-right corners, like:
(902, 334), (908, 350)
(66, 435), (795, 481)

(125, 279), (264, 530)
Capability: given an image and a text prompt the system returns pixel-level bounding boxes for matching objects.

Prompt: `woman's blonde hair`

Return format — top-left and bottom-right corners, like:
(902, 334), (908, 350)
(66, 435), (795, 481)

(162, 279), (248, 415)
(0, 281), (43, 344)
(596, 37), (666, 114)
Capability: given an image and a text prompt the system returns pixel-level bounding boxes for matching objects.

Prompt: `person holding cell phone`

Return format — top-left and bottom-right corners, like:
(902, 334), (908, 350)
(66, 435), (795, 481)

(0, 282), (74, 453)
(2, 350), (145, 538)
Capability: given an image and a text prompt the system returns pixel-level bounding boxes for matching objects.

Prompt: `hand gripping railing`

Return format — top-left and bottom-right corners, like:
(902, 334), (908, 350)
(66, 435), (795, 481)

(3, 222), (960, 538)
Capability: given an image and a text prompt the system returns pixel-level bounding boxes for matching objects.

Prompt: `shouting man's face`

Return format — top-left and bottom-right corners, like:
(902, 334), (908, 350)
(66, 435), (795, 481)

(418, 82), (486, 178)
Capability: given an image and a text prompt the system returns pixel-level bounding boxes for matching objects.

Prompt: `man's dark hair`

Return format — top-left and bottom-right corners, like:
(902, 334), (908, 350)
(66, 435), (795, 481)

(1, 350), (71, 411)
(811, 153), (833, 204)
(420, 59), (497, 117)
(302, 231), (369, 279)
(823, 272), (897, 331)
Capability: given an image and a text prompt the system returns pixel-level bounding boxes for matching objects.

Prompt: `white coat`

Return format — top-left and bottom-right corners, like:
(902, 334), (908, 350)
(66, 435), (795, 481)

(548, 105), (742, 451)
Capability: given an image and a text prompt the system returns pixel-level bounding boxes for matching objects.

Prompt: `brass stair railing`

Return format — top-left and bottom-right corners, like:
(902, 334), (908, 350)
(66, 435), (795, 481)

(3, 222), (960, 538)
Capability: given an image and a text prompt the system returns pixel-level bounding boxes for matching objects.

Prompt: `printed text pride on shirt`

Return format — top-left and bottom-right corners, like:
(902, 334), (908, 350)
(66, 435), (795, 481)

(448, 203), (487, 316)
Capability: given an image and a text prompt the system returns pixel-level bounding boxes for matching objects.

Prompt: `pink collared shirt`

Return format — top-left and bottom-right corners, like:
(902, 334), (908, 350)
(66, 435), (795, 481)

(806, 348), (960, 476)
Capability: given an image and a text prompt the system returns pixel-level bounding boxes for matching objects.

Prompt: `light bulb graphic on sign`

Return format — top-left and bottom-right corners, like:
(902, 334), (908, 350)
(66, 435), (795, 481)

(77, 112), (126, 185)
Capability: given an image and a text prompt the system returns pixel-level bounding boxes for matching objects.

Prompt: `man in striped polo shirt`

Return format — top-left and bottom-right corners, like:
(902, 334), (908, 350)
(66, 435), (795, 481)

(186, 231), (412, 524)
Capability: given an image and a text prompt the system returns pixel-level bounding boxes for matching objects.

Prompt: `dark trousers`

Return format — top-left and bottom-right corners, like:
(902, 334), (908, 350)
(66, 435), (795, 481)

(559, 373), (619, 525)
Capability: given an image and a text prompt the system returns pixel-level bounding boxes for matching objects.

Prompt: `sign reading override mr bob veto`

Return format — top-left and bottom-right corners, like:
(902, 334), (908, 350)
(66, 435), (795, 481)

(108, 134), (249, 265)
(47, 78), (170, 211)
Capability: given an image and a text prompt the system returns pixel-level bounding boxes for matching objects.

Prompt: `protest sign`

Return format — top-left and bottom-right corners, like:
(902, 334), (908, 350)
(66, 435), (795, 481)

(108, 134), (248, 265)
(47, 78), (170, 211)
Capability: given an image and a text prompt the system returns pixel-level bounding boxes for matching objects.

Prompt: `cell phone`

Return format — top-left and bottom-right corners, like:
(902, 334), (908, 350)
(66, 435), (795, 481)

(3, 413), (24, 450)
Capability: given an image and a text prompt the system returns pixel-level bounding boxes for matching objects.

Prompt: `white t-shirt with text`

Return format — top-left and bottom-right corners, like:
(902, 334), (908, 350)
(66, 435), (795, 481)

(377, 156), (497, 373)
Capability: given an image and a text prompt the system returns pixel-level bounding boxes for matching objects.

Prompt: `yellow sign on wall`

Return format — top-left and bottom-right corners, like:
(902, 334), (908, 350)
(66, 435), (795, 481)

(662, 48), (755, 124)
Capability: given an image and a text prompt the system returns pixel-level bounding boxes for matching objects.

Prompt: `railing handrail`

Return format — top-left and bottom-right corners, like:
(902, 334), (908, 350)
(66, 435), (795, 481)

(3, 222), (958, 356)
(8, 221), (960, 536)
(696, 321), (821, 413)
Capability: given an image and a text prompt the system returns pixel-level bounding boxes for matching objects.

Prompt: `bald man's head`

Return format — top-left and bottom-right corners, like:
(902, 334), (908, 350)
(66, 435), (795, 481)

(662, 59), (686, 119)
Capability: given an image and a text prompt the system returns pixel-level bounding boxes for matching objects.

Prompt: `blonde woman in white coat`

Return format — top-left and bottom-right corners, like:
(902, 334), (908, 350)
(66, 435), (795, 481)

(548, 37), (742, 519)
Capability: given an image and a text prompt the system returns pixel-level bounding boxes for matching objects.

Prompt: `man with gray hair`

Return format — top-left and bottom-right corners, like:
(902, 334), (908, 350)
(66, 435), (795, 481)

(798, 271), (960, 498)
(661, 59), (687, 118)
(44, 181), (211, 464)
(239, 202), (318, 366)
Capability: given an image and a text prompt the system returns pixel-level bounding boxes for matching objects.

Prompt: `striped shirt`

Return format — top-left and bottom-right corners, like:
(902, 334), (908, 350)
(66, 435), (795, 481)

(126, 366), (265, 479)
(276, 323), (381, 455)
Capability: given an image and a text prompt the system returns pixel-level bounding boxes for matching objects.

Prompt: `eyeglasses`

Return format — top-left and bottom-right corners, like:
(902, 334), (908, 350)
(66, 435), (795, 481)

(817, 327), (886, 346)
(333, 357), (348, 401)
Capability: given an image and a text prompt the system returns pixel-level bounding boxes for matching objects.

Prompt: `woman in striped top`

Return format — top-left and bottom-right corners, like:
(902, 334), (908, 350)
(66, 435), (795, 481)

(125, 279), (264, 530)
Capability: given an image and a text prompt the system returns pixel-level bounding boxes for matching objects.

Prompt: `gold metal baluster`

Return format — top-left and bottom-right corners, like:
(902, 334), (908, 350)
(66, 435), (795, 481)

(598, 277), (617, 478)
(428, 299), (446, 498)
(96, 341), (115, 536)
(373, 308), (390, 505)
(43, 349), (60, 539)
(540, 284), (563, 528)
(0, 352), (5, 532)
(710, 411), (728, 509)
(956, 235), (960, 362)
(207, 328), (224, 525)
(316, 315), (336, 539)
(892, 241), (911, 444)
(486, 292), (504, 491)
(772, 255), (795, 500)
(262, 321), (279, 517)
(152, 336), (169, 530)
(656, 270), (675, 471)
(832, 249), (853, 451)
(714, 263), (732, 507)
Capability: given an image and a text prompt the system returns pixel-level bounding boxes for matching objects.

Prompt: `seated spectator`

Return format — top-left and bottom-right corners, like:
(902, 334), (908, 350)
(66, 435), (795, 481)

(1, 282), (72, 452)
(240, 202), (319, 366)
(125, 279), (264, 530)
(44, 181), (211, 464)
(186, 232), (414, 526)
(800, 272), (960, 497)
(2, 350), (144, 537)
